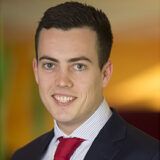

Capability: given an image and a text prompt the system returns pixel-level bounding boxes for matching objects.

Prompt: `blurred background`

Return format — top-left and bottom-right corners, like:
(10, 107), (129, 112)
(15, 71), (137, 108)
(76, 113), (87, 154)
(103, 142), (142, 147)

(0, 0), (160, 159)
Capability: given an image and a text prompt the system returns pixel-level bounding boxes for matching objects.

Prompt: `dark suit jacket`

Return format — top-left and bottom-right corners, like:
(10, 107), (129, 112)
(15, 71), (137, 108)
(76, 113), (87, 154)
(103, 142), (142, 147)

(11, 110), (159, 160)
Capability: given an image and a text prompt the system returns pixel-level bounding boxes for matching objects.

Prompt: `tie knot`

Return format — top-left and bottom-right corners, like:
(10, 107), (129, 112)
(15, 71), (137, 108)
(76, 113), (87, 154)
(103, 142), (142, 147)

(54, 137), (85, 160)
(58, 137), (84, 143)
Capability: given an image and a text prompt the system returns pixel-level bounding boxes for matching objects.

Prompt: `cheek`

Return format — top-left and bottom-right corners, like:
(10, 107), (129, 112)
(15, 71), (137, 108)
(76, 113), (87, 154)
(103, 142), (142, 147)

(37, 77), (52, 101)
(38, 78), (48, 91)
(37, 71), (54, 90)
(76, 75), (102, 96)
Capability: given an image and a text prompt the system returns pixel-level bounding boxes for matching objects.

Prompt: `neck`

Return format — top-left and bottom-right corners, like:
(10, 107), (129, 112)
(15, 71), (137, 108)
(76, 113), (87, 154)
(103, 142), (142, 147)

(57, 122), (81, 135)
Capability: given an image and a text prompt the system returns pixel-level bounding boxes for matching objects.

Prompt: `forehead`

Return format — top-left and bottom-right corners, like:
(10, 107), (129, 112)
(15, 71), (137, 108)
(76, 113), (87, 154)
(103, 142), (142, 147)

(39, 27), (97, 49)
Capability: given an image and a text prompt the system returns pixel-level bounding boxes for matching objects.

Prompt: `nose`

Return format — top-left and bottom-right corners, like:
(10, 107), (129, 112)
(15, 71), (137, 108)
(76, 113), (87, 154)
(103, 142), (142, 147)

(55, 70), (73, 88)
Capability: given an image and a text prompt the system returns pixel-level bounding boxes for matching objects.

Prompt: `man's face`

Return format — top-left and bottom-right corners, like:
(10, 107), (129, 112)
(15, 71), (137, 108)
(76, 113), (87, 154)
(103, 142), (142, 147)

(33, 27), (112, 133)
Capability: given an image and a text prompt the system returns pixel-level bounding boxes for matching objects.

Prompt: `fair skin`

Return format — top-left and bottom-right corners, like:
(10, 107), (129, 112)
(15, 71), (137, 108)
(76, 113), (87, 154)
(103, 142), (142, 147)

(33, 27), (112, 135)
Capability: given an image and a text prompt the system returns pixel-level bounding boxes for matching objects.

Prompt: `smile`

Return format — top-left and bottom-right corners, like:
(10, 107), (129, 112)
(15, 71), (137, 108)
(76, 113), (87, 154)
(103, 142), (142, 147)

(52, 94), (77, 105)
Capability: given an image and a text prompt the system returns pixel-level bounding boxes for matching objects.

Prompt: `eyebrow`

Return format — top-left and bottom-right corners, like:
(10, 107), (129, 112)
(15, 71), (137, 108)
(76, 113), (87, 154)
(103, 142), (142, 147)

(39, 56), (92, 63)
(68, 56), (92, 63)
(39, 56), (59, 62)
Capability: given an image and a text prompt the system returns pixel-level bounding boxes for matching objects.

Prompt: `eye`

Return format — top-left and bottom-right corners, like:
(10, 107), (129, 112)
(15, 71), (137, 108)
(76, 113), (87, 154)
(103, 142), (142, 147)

(43, 62), (55, 70)
(73, 63), (87, 71)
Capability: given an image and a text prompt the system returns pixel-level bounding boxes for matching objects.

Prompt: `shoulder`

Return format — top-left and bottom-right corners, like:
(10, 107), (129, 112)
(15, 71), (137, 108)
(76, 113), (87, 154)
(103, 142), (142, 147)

(102, 109), (159, 159)
(125, 122), (159, 150)
(117, 114), (159, 159)
(11, 129), (54, 160)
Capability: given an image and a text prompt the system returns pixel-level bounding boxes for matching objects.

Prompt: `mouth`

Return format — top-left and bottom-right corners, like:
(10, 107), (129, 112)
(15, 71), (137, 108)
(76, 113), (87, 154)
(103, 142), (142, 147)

(52, 94), (77, 105)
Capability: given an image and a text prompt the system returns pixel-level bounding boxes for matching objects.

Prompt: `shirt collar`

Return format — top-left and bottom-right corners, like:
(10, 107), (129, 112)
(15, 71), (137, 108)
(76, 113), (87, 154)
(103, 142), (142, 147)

(54, 99), (112, 142)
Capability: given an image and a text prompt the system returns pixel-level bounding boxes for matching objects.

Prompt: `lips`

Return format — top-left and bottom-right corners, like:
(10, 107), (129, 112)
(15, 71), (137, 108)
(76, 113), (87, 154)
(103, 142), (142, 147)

(52, 94), (77, 105)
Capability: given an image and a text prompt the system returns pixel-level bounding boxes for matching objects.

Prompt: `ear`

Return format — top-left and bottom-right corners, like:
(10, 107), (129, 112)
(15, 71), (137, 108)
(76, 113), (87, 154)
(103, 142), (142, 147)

(32, 58), (39, 84)
(102, 60), (113, 87)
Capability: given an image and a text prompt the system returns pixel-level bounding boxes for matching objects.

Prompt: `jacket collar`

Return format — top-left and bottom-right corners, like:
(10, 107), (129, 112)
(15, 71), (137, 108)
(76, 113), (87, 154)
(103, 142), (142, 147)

(38, 129), (55, 159)
(84, 109), (127, 160)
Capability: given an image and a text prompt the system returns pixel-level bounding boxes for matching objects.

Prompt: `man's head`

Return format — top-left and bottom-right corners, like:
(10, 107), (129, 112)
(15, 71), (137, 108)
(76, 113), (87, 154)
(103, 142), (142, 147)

(35, 1), (113, 69)
(33, 2), (113, 134)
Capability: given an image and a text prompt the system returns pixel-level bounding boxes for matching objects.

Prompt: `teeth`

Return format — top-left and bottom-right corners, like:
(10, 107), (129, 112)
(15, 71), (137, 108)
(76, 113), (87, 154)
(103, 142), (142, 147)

(54, 95), (74, 103)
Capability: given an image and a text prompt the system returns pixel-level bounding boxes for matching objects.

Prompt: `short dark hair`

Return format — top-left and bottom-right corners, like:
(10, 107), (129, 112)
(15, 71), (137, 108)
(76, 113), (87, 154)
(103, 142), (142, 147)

(35, 1), (113, 69)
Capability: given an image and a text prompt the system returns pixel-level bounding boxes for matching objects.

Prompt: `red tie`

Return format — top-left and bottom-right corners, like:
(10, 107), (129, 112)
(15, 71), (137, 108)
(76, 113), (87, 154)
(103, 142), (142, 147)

(54, 137), (85, 160)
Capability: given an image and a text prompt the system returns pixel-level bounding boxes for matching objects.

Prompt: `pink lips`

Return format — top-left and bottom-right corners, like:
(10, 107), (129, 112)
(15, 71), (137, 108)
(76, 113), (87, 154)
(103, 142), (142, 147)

(52, 94), (77, 106)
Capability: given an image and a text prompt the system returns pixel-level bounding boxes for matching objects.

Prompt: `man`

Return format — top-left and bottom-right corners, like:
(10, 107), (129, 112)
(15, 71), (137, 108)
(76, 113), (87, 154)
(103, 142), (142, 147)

(12, 1), (159, 160)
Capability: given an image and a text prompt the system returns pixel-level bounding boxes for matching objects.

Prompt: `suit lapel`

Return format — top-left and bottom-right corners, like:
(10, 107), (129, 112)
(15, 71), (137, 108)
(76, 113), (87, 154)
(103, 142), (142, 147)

(41, 129), (55, 152)
(84, 110), (126, 160)
(35, 129), (55, 159)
